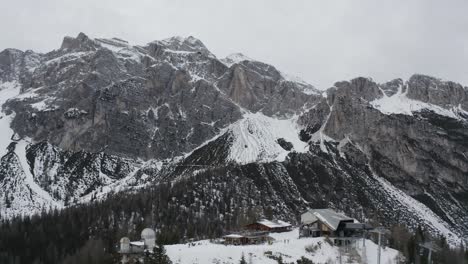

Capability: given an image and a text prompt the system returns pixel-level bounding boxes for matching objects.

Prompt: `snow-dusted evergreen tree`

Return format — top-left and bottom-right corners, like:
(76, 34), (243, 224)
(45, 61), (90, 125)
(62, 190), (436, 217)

(239, 253), (247, 264)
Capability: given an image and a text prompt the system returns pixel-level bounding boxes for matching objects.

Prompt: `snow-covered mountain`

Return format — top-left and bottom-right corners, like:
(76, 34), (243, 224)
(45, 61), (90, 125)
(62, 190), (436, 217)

(0, 33), (467, 246)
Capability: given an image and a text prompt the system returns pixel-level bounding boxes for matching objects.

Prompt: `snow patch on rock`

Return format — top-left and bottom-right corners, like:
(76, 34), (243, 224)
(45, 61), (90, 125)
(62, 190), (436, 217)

(0, 81), (20, 157)
(221, 53), (253, 67)
(371, 84), (464, 119)
(227, 112), (309, 164)
(280, 72), (320, 95)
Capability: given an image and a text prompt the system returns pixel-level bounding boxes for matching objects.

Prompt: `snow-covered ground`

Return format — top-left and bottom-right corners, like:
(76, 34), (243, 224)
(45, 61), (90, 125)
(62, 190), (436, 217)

(166, 229), (400, 264)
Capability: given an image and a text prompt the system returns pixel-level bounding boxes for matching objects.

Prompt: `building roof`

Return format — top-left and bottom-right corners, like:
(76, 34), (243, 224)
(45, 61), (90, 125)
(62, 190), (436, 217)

(255, 219), (292, 228)
(304, 209), (354, 231)
(223, 234), (244, 239)
(130, 241), (145, 247)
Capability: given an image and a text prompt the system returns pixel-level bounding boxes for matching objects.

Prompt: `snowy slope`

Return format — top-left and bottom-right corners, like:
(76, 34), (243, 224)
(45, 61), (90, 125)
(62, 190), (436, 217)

(373, 174), (462, 245)
(0, 81), (63, 217)
(227, 112), (309, 164)
(166, 229), (400, 264)
(371, 84), (466, 119)
(15, 139), (62, 208)
(0, 81), (20, 157)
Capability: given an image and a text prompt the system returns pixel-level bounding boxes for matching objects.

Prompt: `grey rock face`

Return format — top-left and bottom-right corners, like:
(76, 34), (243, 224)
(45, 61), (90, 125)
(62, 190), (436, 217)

(60, 32), (100, 52)
(406, 74), (468, 110)
(301, 77), (468, 189)
(0, 49), (41, 84)
(380, 78), (403, 97)
(330, 77), (384, 102)
(2, 32), (315, 160)
(217, 61), (319, 116)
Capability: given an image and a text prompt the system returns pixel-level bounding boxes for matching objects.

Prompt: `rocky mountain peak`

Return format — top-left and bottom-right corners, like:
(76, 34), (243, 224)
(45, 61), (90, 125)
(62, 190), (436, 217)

(330, 77), (383, 103)
(380, 78), (404, 97)
(0, 48), (24, 82)
(60, 32), (99, 52)
(220, 53), (252, 67)
(151, 35), (211, 54)
(406, 74), (468, 110)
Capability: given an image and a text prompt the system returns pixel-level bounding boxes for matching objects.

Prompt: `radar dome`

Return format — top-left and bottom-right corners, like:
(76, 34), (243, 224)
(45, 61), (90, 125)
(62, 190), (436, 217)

(120, 237), (130, 253)
(141, 228), (156, 249)
(141, 228), (156, 240)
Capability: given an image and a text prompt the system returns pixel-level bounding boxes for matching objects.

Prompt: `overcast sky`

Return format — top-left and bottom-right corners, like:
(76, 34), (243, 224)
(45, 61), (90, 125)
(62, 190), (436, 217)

(1, 0), (467, 89)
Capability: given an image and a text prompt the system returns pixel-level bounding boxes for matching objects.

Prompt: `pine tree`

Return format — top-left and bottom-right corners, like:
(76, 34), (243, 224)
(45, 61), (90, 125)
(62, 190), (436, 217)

(239, 253), (247, 264)
(4, 194), (11, 208)
(153, 244), (172, 264)
(277, 255), (284, 264)
(296, 256), (314, 264)
(144, 250), (157, 264)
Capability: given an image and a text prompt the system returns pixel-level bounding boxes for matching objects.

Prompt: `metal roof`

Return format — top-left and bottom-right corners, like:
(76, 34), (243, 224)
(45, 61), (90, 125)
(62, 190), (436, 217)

(305, 209), (354, 231)
(223, 234), (244, 239)
(130, 241), (145, 247)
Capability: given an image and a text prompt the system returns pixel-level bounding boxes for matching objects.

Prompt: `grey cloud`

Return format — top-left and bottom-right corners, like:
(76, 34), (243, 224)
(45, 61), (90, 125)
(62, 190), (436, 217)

(1, 0), (467, 89)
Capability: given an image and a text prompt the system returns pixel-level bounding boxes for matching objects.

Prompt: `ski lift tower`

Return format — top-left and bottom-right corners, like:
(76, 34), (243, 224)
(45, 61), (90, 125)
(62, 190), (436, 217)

(419, 241), (440, 264)
(370, 227), (390, 264)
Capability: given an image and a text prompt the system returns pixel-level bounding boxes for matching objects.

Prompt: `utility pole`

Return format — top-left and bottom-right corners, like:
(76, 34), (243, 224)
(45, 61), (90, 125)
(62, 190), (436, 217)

(370, 227), (390, 264)
(361, 226), (367, 264)
(339, 245), (343, 264)
(419, 241), (440, 264)
(362, 228), (366, 247)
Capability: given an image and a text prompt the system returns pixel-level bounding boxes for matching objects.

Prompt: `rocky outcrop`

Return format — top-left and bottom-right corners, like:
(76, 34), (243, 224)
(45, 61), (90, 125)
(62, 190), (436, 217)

(217, 60), (319, 116)
(406, 74), (468, 110)
(60, 32), (100, 52)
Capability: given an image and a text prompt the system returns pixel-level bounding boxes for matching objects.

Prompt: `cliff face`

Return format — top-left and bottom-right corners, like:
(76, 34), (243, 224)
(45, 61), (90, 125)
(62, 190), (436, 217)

(1, 34), (318, 160)
(0, 33), (467, 245)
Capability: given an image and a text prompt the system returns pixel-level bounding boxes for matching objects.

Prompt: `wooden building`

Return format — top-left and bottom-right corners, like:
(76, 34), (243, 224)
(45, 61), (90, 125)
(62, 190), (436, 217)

(223, 234), (248, 245)
(244, 219), (292, 233)
(222, 231), (274, 245)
